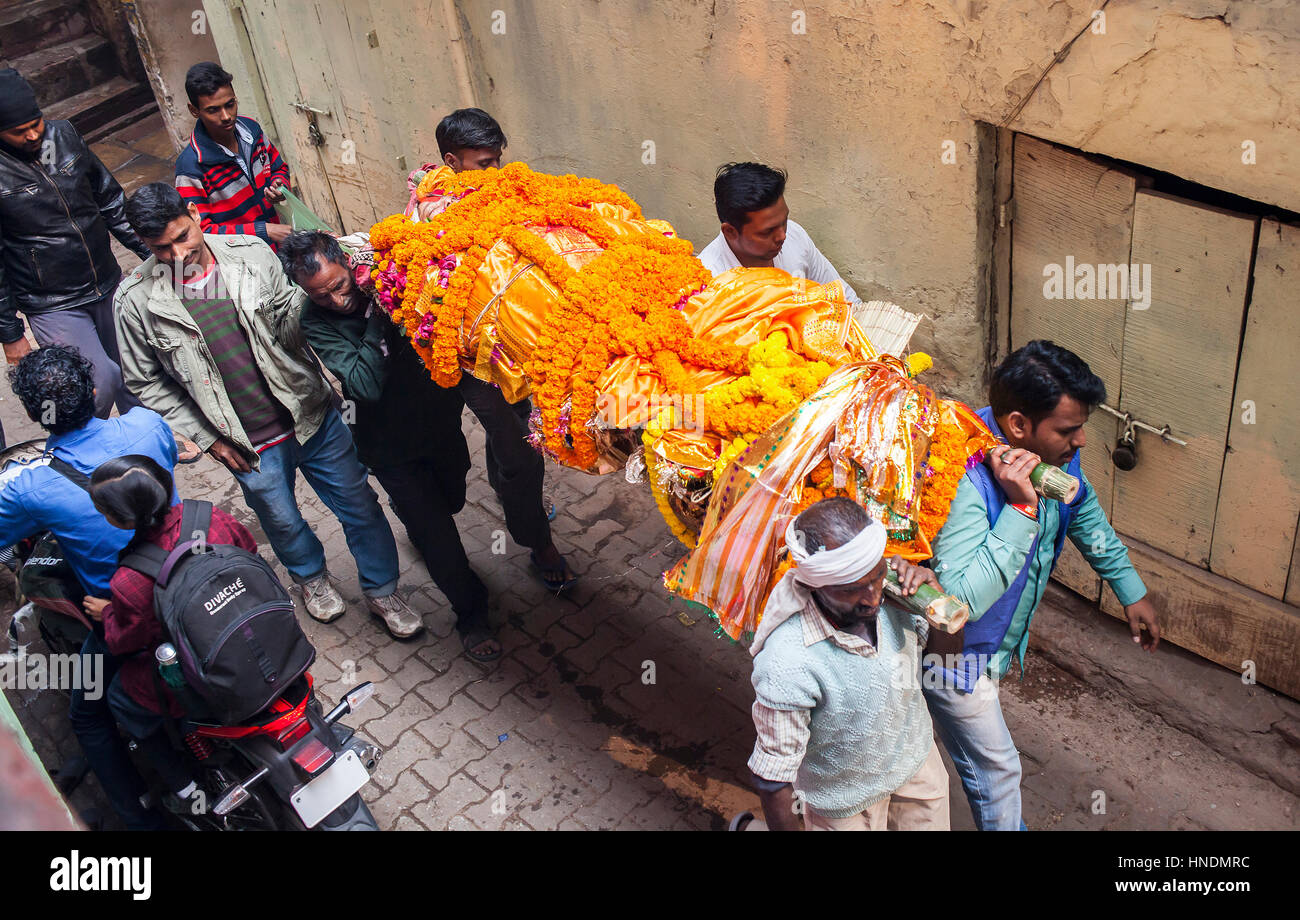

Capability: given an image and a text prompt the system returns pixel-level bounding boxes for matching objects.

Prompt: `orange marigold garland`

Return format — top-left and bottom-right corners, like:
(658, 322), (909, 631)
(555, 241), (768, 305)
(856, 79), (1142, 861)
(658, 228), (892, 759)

(368, 162), (733, 470)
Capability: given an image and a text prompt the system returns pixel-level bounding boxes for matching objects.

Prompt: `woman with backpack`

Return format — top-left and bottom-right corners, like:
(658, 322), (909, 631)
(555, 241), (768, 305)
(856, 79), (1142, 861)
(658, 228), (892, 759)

(86, 454), (258, 813)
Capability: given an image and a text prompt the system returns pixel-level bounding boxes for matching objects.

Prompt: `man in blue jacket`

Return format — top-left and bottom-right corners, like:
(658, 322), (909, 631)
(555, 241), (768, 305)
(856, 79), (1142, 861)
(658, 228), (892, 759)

(1, 345), (178, 829)
(925, 340), (1161, 830)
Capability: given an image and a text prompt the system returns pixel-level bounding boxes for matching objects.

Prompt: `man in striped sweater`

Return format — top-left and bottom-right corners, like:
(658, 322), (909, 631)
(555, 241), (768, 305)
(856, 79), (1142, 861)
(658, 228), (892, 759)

(174, 62), (292, 248)
(114, 183), (425, 641)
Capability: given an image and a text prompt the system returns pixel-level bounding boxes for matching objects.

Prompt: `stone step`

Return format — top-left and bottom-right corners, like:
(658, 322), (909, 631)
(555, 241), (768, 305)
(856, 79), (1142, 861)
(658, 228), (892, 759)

(43, 75), (155, 139)
(0, 0), (90, 62)
(12, 31), (118, 108)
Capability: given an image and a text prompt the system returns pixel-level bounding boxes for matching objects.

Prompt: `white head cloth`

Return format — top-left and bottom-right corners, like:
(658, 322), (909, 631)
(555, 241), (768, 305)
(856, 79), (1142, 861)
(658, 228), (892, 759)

(749, 516), (887, 656)
(785, 516), (887, 588)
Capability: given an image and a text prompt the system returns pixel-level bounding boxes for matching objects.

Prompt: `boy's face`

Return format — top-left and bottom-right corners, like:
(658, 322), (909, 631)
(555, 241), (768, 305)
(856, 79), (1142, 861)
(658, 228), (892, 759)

(444, 146), (503, 172)
(189, 85), (239, 140)
(1003, 394), (1091, 467)
(721, 196), (790, 266)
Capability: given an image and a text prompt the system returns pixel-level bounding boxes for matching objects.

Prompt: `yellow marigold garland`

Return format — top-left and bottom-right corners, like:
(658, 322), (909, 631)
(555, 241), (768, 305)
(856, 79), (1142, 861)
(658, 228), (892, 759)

(642, 407), (697, 548)
(703, 332), (833, 438)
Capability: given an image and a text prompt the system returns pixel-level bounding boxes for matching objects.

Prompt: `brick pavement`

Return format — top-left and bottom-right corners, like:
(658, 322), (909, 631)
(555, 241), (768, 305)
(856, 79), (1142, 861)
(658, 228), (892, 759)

(3, 116), (1296, 832)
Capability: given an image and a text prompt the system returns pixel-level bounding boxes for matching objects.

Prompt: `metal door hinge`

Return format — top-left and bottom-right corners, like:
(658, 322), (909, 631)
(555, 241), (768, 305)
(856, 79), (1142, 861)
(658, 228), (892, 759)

(999, 198), (1015, 228)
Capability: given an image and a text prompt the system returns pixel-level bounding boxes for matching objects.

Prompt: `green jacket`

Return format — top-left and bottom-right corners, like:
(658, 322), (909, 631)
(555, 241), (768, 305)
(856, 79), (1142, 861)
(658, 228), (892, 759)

(300, 298), (465, 470)
(113, 233), (330, 470)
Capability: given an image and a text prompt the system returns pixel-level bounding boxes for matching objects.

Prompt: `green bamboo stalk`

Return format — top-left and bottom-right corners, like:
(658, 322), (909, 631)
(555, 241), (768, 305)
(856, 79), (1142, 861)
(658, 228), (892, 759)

(884, 568), (968, 633)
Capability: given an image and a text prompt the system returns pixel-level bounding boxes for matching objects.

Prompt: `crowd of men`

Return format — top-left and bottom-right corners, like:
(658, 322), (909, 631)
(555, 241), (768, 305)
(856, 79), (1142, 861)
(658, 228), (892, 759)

(0, 60), (1160, 831)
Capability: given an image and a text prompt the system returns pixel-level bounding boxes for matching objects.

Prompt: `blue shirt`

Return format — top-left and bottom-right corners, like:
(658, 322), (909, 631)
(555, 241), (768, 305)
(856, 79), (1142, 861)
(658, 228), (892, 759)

(930, 424), (1147, 684)
(0, 409), (177, 596)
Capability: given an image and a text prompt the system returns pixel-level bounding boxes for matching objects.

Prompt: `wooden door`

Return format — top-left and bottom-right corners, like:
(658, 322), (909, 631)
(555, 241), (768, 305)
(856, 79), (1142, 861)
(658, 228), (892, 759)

(1209, 220), (1300, 600)
(1009, 135), (1135, 600)
(1108, 191), (1257, 567)
(230, 0), (344, 229)
(225, 0), (407, 233)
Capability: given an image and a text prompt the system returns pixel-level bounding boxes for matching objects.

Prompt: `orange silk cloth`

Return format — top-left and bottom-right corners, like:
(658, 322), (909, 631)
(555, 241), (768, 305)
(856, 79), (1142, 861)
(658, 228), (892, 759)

(598, 267), (876, 431)
(414, 166), (874, 423)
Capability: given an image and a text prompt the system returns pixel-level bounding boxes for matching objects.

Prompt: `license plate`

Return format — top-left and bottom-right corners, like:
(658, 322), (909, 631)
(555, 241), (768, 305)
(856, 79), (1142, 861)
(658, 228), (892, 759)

(290, 748), (369, 828)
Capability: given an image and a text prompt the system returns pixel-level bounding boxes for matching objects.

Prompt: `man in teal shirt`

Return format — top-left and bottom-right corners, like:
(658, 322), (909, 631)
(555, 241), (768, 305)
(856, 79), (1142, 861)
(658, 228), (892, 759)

(925, 340), (1160, 830)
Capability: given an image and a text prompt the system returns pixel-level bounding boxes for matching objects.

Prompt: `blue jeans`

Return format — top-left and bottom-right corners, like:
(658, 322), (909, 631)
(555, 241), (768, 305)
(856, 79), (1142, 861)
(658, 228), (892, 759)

(233, 408), (398, 596)
(924, 676), (1026, 831)
(68, 632), (166, 830)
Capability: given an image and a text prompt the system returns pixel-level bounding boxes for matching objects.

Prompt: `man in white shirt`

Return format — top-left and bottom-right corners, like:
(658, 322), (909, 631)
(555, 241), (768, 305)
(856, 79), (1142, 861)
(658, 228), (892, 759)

(697, 162), (859, 302)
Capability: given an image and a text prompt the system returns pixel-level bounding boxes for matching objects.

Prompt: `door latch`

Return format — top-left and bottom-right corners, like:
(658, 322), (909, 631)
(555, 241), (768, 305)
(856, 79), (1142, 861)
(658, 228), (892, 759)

(290, 101), (331, 117)
(291, 101), (330, 147)
(1096, 402), (1187, 471)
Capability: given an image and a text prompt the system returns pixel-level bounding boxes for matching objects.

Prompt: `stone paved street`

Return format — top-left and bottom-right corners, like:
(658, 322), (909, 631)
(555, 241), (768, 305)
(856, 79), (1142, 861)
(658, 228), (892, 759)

(2, 116), (1296, 832)
(7, 392), (1299, 831)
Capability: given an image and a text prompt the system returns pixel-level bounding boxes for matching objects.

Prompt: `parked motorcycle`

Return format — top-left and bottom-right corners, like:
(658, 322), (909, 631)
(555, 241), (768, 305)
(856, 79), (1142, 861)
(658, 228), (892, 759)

(156, 667), (382, 831)
(1, 439), (383, 830)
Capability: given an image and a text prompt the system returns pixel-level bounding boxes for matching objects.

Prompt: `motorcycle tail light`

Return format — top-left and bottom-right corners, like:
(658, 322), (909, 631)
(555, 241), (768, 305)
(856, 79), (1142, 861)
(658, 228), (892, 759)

(291, 738), (334, 777)
(276, 718), (312, 750)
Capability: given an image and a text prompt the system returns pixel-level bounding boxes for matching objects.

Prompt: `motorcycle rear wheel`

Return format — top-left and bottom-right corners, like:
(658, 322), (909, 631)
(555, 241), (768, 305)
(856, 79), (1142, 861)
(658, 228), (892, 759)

(178, 764), (285, 831)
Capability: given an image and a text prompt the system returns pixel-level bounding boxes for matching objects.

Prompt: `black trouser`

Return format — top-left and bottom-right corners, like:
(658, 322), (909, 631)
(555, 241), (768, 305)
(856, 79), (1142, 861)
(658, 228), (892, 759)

(457, 375), (551, 551)
(372, 456), (489, 634)
(68, 632), (166, 830)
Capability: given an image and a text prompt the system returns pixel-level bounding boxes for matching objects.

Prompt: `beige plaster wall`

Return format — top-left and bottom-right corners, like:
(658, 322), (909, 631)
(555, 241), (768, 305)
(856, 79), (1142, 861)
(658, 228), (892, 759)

(124, 0), (221, 147)
(198, 0), (1300, 401)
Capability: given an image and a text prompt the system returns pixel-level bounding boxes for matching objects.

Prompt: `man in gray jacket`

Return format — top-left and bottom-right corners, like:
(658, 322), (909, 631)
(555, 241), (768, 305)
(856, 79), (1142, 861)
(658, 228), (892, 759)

(113, 182), (422, 640)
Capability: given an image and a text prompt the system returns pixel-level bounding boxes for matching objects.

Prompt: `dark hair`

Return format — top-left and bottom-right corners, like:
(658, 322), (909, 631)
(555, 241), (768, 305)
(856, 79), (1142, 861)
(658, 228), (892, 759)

(8, 344), (96, 434)
(125, 182), (190, 240)
(990, 340), (1107, 423)
(435, 108), (507, 158)
(90, 455), (174, 535)
(278, 230), (348, 284)
(714, 162), (787, 229)
(794, 496), (870, 554)
(185, 61), (234, 106)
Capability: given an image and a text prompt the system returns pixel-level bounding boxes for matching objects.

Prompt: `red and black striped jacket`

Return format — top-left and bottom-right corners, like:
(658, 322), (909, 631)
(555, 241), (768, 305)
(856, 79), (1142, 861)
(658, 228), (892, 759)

(174, 116), (289, 245)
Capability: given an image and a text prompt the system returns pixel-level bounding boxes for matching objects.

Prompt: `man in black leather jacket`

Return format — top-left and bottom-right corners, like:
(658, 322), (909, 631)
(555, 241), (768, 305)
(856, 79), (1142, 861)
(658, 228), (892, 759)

(0, 69), (152, 418)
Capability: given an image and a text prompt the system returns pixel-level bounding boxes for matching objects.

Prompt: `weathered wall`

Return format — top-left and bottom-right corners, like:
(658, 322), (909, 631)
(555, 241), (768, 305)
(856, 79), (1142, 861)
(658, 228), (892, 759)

(197, 0), (1300, 401)
(123, 0), (221, 146)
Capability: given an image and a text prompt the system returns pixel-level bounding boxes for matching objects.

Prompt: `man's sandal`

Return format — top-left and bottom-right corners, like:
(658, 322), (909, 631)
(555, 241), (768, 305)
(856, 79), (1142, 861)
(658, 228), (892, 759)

(461, 628), (502, 663)
(530, 550), (577, 592)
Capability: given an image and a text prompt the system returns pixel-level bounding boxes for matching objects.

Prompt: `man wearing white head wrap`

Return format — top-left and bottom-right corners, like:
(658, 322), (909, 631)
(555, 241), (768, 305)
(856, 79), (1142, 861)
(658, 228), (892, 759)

(736, 496), (964, 832)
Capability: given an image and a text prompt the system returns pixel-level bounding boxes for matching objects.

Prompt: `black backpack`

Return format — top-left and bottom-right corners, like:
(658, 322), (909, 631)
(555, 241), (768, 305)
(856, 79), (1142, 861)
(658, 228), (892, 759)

(121, 499), (315, 723)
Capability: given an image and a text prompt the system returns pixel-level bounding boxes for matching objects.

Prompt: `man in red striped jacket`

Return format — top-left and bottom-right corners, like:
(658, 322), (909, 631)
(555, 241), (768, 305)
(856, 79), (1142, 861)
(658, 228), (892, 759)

(174, 62), (292, 248)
